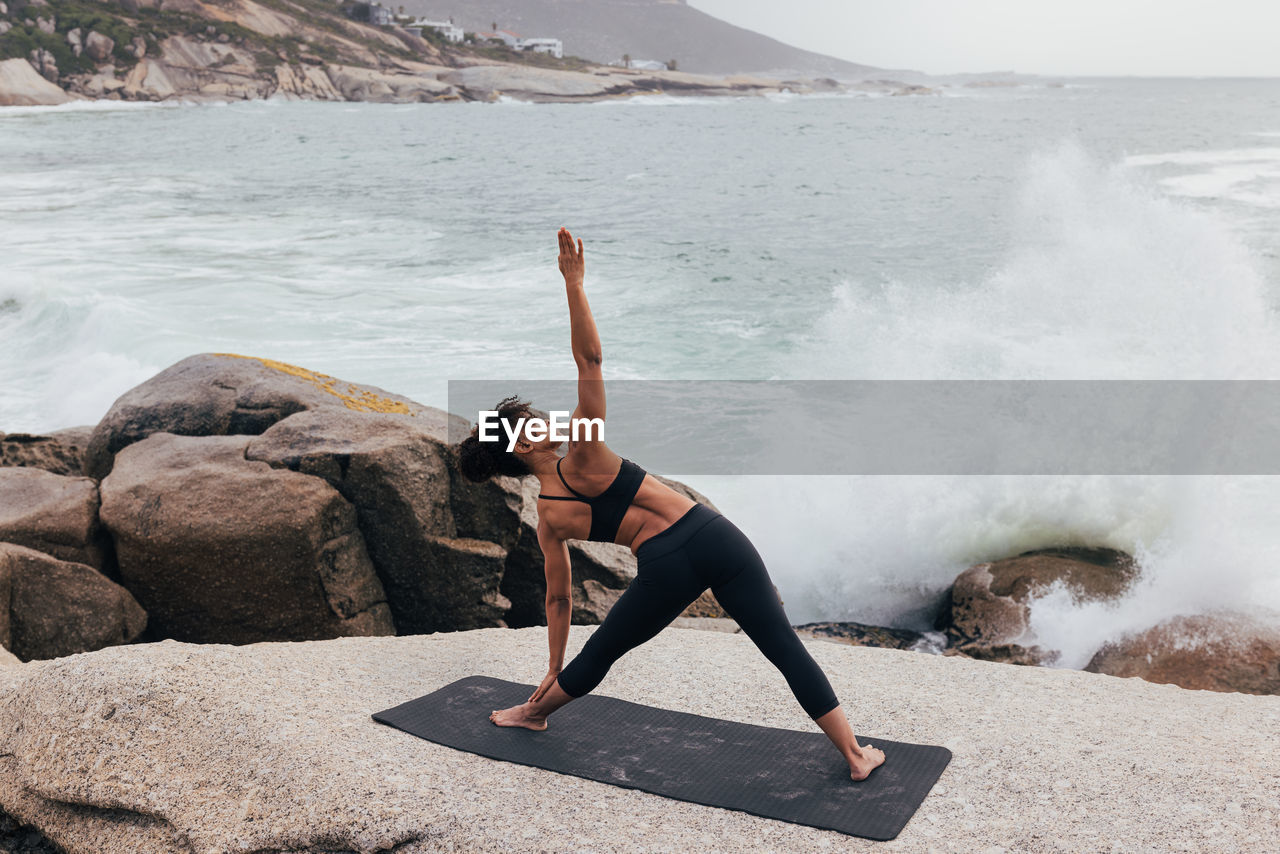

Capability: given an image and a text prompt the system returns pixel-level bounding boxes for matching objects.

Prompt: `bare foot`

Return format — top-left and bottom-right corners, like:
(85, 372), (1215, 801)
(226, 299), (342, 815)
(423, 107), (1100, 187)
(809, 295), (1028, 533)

(489, 702), (548, 731)
(849, 744), (886, 781)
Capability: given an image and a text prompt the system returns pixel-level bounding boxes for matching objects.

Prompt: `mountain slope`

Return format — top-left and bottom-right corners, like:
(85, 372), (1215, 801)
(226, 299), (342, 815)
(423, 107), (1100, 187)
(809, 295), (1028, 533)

(402, 0), (883, 76)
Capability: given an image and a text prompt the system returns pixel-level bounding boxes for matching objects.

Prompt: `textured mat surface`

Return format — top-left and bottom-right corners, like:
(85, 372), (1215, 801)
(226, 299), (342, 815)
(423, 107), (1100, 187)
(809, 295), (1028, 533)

(372, 675), (951, 840)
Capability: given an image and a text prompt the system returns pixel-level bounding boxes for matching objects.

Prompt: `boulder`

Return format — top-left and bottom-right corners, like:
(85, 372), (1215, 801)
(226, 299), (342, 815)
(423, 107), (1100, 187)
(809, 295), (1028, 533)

(0, 58), (72, 106)
(0, 645), (22, 668)
(99, 432), (393, 644)
(1086, 610), (1280, 695)
(0, 425), (92, 475)
(245, 408), (513, 632)
(387, 534), (510, 633)
(0, 543), (146, 662)
(85, 353), (430, 479)
(0, 467), (109, 571)
(936, 546), (1139, 665)
(84, 30), (114, 62)
(34, 16), (53, 34)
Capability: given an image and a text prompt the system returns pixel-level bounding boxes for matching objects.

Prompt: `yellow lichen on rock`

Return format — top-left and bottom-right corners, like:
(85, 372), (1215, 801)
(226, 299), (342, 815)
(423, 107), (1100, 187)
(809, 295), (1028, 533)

(213, 353), (413, 415)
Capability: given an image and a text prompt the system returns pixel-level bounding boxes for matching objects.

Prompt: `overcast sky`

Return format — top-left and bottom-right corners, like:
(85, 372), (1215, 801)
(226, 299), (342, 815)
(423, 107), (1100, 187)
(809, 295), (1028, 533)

(687, 0), (1280, 77)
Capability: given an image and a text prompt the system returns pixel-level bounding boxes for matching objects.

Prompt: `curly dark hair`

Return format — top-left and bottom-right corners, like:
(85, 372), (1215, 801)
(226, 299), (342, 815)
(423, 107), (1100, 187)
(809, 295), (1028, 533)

(456, 394), (538, 483)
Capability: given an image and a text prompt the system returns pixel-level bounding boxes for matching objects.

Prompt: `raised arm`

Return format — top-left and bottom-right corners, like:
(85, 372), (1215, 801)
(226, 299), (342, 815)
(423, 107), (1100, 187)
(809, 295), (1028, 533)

(558, 227), (604, 425)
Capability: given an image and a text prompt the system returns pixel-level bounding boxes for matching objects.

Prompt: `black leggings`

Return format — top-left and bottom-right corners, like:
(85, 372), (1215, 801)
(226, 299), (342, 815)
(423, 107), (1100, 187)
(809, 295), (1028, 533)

(555, 503), (840, 720)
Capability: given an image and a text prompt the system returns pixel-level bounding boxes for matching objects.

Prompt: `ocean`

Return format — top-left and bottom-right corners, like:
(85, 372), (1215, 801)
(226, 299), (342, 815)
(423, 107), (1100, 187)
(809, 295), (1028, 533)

(3, 78), (1279, 664)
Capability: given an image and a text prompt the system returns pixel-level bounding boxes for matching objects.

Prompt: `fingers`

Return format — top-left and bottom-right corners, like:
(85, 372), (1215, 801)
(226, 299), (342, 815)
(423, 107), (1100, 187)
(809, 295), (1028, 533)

(577, 237), (583, 258)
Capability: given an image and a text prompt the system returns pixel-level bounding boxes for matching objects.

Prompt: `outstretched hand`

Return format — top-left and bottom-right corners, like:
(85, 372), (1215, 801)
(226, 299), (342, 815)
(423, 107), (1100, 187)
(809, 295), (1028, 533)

(557, 226), (584, 285)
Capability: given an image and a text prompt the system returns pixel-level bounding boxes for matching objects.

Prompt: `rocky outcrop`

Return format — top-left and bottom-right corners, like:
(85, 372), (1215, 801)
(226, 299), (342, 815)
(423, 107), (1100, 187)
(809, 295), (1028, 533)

(243, 407), (517, 633)
(795, 621), (948, 654)
(0, 543), (146, 662)
(0, 58), (73, 106)
(272, 62), (343, 100)
(0, 467), (109, 570)
(5, 0), (872, 107)
(0, 425), (92, 476)
(26, 48), (57, 83)
(1086, 610), (1280, 695)
(324, 63), (457, 102)
(10, 353), (725, 646)
(99, 432), (394, 644)
(935, 546), (1140, 665)
(441, 64), (635, 101)
(85, 352), (427, 479)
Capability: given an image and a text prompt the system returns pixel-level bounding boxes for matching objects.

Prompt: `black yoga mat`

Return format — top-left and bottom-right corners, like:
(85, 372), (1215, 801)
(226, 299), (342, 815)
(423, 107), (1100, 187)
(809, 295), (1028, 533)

(372, 675), (951, 841)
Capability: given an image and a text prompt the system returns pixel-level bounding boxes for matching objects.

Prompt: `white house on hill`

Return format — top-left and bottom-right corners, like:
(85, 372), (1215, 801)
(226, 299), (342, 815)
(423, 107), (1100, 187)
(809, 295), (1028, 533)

(519, 37), (563, 58)
(474, 29), (563, 58)
(407, 18), (464, 42)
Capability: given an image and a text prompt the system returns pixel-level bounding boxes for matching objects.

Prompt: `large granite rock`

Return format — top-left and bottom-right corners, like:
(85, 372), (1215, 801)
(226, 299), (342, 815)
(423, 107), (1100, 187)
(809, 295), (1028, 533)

(0, 58), (72, 106)
(0, 543), (146, 662)
(78, 353), (726, 639)
(1086, 610), (1280, 695)
(390, 534), (511, 633)
(85, 353), (432, 479)
(1, 630), (1278, 853)
(0, 467), (109, 570)
(244, 409), (513, 633)
(935, 546), (1140, 666)
(0, 425), (93, 476)
(99, 432), (393, 643)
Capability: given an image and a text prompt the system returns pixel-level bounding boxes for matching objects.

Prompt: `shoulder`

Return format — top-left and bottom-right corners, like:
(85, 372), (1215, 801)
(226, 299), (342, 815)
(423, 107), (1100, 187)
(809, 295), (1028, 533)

(563, 440), (621, 475)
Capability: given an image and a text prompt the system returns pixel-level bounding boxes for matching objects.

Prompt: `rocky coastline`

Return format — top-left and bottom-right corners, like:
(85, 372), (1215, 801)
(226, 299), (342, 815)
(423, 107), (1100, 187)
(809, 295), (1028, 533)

(0, 0), (942, 106)
(2, 352), (1277, 687)
(2, 352), (1278, 850)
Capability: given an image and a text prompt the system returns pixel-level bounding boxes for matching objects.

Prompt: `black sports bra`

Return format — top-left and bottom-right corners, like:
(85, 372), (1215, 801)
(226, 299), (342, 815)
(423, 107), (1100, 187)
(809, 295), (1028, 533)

(538, 456), (647, 544)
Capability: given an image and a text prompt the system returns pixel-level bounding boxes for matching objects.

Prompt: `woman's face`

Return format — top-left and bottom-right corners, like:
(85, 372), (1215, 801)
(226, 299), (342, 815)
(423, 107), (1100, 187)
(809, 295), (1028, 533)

(511, 408), (565, 456)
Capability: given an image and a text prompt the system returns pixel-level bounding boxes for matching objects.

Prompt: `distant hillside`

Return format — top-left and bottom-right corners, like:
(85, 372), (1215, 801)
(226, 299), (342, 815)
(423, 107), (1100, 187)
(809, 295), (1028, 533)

(401, 0), (883, 77)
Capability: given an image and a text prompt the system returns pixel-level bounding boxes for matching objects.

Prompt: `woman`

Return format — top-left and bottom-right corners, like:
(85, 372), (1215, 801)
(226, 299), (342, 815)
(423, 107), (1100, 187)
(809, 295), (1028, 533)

(457, 227), (886, 782)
